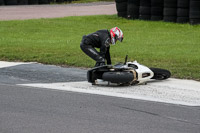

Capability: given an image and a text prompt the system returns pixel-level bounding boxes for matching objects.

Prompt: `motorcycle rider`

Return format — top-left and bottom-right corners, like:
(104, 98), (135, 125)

(80, 27), (124, 67)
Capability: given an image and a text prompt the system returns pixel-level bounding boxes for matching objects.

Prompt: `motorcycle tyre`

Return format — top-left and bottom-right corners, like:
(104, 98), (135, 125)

(150, 68), (171, 80)
(102, 71), (134, 83)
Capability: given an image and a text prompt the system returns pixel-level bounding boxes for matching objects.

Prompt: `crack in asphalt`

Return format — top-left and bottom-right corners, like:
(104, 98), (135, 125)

(117, 106), (200, 126)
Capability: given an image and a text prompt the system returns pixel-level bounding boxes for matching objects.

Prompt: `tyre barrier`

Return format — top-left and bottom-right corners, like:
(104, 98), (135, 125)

(139, 0), (151, 20)
(55, 0), (73, 3)
(127, 0), (139, 19)
(151, 0), (163, 21)
(5, 0), (18, 5)
(39, 0), (50, 4)
(116, 0), (200, 25)
(0, 0), (4, 5)
(56, 0), (64, 3)
(190, 0), (200, 25)
(163, 0), (177, 22)
(28, 0), (39, 4)
(116, 0), (128, 18)
(18, 0), (28, 5)
(177, 0), (189, 23)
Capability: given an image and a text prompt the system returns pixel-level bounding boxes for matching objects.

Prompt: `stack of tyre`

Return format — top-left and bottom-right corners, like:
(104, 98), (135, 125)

(115, 0), (128, 18)
(127, 0), (139, 19)
(177, 0), (189, 23)
(139, 0), (151, 20)
(116, 0), (200, 25)
(18, 0), (28, 5)
(0, 0), (4, 5)
(3, 0), (18, 5)
(190, 0), (200, 25)
(151, 0), (163, 21)
(163, 0), (177, 22)
(29, 0), (50, 5)
(56, 0), (73, 3)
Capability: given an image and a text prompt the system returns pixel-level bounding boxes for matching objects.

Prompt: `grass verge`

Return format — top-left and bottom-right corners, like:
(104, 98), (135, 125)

(0, 15), (199, 80)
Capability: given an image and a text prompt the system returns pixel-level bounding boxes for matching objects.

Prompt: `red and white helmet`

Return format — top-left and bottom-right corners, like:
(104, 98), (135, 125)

(110, 27), (123, 44)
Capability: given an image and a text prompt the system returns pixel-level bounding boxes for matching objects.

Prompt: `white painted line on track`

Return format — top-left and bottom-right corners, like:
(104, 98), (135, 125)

(19, 78), (200, 106)
(0, 61), (33, 68)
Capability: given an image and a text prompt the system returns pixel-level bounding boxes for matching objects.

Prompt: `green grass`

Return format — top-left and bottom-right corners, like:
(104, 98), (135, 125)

(0, 15), (200, 80)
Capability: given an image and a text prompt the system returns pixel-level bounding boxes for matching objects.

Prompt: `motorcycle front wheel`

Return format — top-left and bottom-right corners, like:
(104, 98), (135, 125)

(150, 68), (171, 80)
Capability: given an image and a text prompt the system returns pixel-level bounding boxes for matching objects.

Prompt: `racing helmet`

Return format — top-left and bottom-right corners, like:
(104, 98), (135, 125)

(110, 27), (123, 44)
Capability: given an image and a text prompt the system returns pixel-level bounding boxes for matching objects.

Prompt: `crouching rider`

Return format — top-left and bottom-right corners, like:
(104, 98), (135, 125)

(80, 27), (124, 67)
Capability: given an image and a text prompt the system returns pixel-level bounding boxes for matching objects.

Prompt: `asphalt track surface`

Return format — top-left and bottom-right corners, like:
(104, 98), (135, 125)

(0, 2), (116, 20)
(0, 2), (200, 133)
(0, 62), (200, 133)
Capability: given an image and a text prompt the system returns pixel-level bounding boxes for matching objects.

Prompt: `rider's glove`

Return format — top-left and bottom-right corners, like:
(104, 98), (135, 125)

(94, 62), (105, 67)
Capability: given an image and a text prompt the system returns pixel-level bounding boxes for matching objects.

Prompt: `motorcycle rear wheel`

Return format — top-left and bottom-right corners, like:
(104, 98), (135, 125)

(150, 68), (171, 80)
(102, 71), (134, 83)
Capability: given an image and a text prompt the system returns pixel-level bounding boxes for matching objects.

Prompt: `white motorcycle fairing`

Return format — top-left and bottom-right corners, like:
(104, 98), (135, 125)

(126, 61), (154, 84)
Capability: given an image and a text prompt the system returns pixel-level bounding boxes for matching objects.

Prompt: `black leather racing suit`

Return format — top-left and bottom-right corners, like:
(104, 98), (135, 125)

(80, 29), (111, 66)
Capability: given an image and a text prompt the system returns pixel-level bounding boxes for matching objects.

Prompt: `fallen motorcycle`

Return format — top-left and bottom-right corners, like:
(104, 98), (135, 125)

(87, 55), (171, 86)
